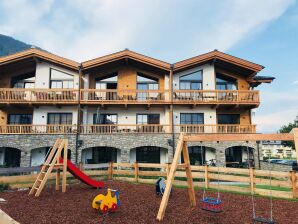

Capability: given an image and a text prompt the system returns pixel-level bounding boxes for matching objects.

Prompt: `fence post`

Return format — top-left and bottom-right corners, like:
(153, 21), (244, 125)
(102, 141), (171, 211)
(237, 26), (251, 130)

(79, 162), (83, 171)
(108, 162), (113, 180)
(134, 162), (139, 183)
(166, 163), (170, 179)
(249, 168), (255, 194)
(204, 165), (209, 189)
(290, 170), (297, 199)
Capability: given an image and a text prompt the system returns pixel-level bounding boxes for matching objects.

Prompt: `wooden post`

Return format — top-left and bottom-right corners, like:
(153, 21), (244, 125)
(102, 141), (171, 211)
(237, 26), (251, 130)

(55, 169), (60, 191)
(134, 162), (139, 182)
(62, 140), (68, 193)
(290, 171), (297, 199)
(79, 162), (83, 171)
(166, 163), (170, 179)
(108, 162), (113, 180)
(293, 128), (298, 164)
(182, 141), (196, 207)
(249, 167), (255, 194)
(204, 165), (209, 189)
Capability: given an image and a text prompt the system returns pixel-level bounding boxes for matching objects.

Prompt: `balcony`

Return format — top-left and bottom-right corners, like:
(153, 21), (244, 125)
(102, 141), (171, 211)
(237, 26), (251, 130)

(0, 124), (256, 134)
(0, 88), (259, 106)
(0, 88), (79, 104)
(80, 89), (169, 104)
(173, 90), (259, 105)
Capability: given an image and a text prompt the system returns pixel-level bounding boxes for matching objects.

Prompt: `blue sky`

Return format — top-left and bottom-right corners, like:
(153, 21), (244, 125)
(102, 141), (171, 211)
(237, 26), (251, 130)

(0, 0), (297, 132)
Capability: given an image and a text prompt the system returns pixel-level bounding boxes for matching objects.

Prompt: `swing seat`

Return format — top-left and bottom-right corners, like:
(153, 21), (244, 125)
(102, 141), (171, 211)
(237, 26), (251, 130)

(201, 197), (223, 213)
(253, 217), (274, 224)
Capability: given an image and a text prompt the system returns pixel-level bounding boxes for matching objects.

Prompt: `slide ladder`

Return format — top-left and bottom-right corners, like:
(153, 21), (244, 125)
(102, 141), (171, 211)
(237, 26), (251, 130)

(29, 138), (68, 197)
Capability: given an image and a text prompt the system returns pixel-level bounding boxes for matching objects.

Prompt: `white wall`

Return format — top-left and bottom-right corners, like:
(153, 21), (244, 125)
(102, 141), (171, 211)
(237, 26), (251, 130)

(35, 61), (79, 89)
(33, 106), (78, 125)
(31, 147), (47, 166)
(173, 64), (215, 90)
(205, 148), (216, 161)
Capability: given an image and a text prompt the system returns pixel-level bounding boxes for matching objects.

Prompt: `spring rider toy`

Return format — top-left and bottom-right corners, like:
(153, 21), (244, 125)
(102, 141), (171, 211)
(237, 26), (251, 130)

(92, 188), (120, 214)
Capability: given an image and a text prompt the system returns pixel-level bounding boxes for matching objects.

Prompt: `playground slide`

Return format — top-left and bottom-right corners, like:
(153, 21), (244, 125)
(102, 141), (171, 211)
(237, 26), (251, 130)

(61, 158), (104, 188)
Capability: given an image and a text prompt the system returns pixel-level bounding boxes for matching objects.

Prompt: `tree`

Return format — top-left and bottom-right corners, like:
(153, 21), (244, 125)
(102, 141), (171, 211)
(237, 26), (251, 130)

(279, 117), (298, 149)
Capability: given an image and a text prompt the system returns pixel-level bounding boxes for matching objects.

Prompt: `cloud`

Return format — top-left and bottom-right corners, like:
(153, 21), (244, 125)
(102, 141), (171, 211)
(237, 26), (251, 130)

(293, 80), (298, 85)
(254, 108), (298, 133)
(0, 0), (295, 62)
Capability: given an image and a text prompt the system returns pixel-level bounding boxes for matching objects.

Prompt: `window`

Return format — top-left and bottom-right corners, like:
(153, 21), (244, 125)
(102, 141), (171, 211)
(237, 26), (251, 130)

(217, 114), (240, 124)
(8, 114), (32, 124)
(180, 113), (204, 124)
(216, 73), (237, 90)
(136, 147), (160, 163)
(181, 146), (205, 165)
(12, 76), (35, 88)
(93, 114), (117, 124)
(179, 71), (202, 90)
(95, 73), (118, 90)
(47, 113), (72, 125)
(137, 114), (160, 124)
(137, 73), (159, 100)
(92, 147), (117, 163)
(50, 68), (74, 89)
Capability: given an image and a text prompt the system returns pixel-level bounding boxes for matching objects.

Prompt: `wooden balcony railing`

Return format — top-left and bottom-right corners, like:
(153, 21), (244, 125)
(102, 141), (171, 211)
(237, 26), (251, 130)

(80, 89), (169, 103)
(173, 90), (259, 104)
(0, 88), (79, 103)
(0, 88), (259, 105)
(80, 124), (170, 134)
(175, 124), (257, 134)
(0, 124), (256, 134)
(0, 125), (77, 134)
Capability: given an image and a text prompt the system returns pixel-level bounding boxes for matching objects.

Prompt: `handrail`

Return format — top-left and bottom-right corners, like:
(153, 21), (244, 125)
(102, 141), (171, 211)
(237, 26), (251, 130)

(0, 124), (257, 134)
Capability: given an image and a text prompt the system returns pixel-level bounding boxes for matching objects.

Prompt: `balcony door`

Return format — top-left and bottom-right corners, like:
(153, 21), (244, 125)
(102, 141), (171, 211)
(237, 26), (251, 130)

(137, 73), (159, 100)
(8, 114), (32, 124)
(95, 73), (118, 100)
(180, 113), (204, 133)
(179, 71), (202, 90)
(50, 69), (74, 89)
(93, 114), (118, 133)
(47, 113), (73, 133)
(217, 114), (240, 133)
(137, 114), (160, 133)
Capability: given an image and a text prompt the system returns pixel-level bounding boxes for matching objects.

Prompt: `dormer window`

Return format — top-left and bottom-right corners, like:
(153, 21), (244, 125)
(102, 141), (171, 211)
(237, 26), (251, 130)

(216, 73), (237, 90)
(179, 71), (202, 90)
(50, 68), (74, 89)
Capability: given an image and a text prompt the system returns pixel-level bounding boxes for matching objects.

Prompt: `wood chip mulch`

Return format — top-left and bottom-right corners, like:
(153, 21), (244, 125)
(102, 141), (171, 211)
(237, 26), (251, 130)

(0, 181), (298, 224)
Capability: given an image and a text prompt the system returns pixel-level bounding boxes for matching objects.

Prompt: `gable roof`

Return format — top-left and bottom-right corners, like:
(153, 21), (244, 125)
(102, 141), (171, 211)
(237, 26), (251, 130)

(174, 50), (264, 73)
(81, 49), (170, 71)
(0, 48), (79, 70)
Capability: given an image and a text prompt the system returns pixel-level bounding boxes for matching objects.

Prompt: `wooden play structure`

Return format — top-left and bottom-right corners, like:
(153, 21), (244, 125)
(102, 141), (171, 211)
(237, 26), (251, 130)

(29, 139), (69, 197)
(156, 128), (298, 221)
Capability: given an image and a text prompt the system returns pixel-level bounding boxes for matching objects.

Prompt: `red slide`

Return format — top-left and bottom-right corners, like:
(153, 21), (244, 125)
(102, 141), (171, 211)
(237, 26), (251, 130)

(60, 158), (104, 188)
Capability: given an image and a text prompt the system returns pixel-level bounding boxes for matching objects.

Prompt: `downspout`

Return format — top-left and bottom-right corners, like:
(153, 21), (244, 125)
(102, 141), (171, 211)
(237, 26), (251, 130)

(75, 64), (82, 165)
(170, 64), (175, 153)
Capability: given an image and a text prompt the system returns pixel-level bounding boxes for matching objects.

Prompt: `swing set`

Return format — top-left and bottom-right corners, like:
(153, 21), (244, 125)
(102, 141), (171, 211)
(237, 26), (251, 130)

(156, 129), (298, 222)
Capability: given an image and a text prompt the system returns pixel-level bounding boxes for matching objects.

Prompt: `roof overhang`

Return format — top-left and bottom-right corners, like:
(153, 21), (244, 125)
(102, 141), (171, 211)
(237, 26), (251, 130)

(81, 50), (170, 72)
(0, 48), (79, 71)
(173, 50), (264, 77)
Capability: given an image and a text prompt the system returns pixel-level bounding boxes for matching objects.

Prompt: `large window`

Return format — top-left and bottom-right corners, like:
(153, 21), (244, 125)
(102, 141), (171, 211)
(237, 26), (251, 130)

(137, 73), (159, 100)
(217, 114), (240, 124)
(93, 114), (117, 124)
(137, 114), (160, 124)
(180, 113), (204, 124)
(95, 73), (118, 90)
(50, 69), (74, 89)
(8, 114), (32, 124)
(47, 113), (72, 125)
(12, 76), (35, 88)
(216, 73), (237, 90)
(179, 71), (202, 90)
(181, 146), (205, 165)
(136, 146), (160, 163)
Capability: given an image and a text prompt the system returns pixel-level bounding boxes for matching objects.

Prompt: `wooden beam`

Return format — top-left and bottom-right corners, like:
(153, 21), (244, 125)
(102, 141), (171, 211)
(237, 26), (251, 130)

(184, 133), (294, 142)
(157, 133), (184, 221)
(62, 139), (68, 193)
(292, 128), (298, 164)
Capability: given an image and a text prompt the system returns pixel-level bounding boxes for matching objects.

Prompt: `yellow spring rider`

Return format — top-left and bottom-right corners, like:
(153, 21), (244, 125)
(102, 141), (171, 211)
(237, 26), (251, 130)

(92, 188), (120, 214)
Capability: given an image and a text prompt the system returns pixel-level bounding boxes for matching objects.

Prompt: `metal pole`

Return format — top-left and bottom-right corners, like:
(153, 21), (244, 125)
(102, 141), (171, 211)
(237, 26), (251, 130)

(75, 64), (82, 165)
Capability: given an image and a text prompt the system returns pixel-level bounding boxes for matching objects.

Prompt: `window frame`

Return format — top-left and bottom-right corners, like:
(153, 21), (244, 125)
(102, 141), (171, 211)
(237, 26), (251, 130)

(47, 113), (73, 125)
(8, 114), (33, 125)
(179, 70), (203, 90)
(50, 68), (74, 89)
(217, 114), (240, 124)
(93, 113), (118, 124)
(180, 113), (204, 125)
(136, 114), (160, 124)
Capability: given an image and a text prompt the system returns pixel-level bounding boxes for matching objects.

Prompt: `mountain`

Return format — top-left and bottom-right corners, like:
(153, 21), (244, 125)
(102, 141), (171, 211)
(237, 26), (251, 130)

(0, 34), (33, 57)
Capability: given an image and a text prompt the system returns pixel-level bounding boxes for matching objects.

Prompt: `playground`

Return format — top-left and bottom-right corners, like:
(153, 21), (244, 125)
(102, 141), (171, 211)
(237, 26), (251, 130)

(1, 181), (298, 224)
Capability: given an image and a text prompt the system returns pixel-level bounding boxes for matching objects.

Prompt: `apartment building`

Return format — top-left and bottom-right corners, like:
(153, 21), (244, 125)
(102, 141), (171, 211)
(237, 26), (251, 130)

(0, 48), (274, 168)
(261, 141), (296, 159)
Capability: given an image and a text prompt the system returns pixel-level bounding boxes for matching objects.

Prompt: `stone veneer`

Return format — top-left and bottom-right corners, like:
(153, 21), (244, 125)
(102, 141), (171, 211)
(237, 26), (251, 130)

(0, 134), (259, 168)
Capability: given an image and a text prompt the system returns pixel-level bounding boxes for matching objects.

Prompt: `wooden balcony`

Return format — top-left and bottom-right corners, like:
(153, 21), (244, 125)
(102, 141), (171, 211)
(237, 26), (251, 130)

(0, 88), (259, 106)
(80, 89), (169, 104)
(173, 90), (259, 106)
(0, 88), (79, 104)
(0, 124), (256, 134)
(175, 124), (257, 134)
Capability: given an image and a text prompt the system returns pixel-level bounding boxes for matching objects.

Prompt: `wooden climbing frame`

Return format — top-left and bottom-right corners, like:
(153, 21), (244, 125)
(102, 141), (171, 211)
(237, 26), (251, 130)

(29, 138), (69, 197)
